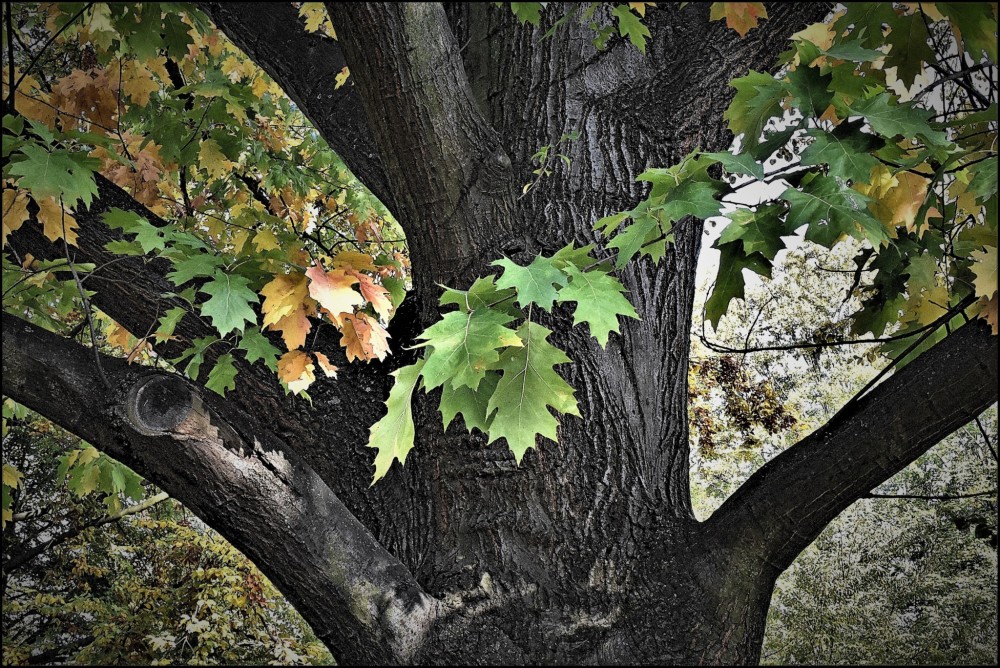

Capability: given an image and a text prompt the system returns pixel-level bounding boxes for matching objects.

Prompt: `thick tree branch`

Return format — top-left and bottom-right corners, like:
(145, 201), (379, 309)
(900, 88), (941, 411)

(197, 2), (396, 214)
(327, 2), (518, 305)
(707, 320), (998, 571)
(1, 312), (438, 664)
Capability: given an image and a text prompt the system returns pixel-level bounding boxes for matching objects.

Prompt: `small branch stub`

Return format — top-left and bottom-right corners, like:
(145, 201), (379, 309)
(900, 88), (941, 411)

(126, 374), (193, 436)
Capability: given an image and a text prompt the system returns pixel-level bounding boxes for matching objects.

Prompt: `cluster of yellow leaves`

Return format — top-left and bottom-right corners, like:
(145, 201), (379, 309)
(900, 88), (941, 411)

(262, 250), (398, 392)
(2, 187), (78, 247)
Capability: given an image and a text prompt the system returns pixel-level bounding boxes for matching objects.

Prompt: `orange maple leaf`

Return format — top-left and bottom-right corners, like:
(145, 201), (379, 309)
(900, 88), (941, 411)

(340, 312), (391, 362)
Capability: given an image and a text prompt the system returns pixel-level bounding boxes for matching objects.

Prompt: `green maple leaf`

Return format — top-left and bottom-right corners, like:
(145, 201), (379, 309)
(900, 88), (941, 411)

(702, 151), (765, 180)
(845, 94), (949, 147)
(238, 326), (281, 372)
(716, 204), (790, 260)
(198, 272), (259, 336)
(705, 242), (772, 329)
(659, 178), (725, 222)
(439, 276), (520, 316)
(611, 5), (651, 53)
(167, 252), (226, 286)
(104, 208), (168, 254)
(833, 4), (899, 49)
(440, 371), (499, 434)
(937, 2), (998, 62)
(785, 65), (833, 118)
(550, 243), (599, 271)
(493, 255), (567, 310)
(171, 335), (219, 380)
(417, 308), (522, 391)
(606, 213), (662, 268)
(556, 265), (638, 347)
(369, 359), (425, 483)
(155, 306), (188, 343)
(724, 70), (787, 150)
(799, 126), (882, 183)
(205, 353), (239, 396)
(883, 12), (935, 88)
(510, 2), (544, 25)
(485, 322), (579, 463)
(8, 144), (100, 207)
(782, 175), (887, 248)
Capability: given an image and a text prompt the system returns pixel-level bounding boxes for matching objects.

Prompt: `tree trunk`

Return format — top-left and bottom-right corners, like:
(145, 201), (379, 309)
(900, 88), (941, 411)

(5, 3), (997, 665)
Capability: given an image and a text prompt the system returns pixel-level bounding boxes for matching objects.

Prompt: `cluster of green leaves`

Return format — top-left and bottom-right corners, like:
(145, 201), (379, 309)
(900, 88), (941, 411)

(368, 244), (638, 480)
(601, 3), (997, 363)
(2, 410), (332, 666)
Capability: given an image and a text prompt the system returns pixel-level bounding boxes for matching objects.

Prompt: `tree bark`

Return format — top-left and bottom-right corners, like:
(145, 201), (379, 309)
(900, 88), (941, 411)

(4, 3), (996, 665)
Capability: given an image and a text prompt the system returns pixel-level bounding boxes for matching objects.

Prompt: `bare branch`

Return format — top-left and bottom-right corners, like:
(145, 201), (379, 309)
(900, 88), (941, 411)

(706, 320), (998, 571)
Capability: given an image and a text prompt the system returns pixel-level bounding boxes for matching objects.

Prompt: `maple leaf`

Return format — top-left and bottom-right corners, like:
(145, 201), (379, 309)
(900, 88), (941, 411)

(313, 352), (338, 378)
(706, 243), (772, 329)
(198, 138), (234, 180)
(340, 312), (391, 362)
(485, 322), (580, 463)
(493, 255), (567, 310)
(417, 308), (522, 391)
(277, 350), (316, 394)
(971, 246), (998, 300)
(9, 144), (100, 207)
(440, 372), (499, 434)
(119, 59), (161, 106)
(2, 188), (31, 247)
(556, 265), (639, 347)
(199, 272), (259, 336)
(205, 353), (239, 396)
(36, 197), (79, 246)
(238, 326), (281, 372)
(260, 272), (315, 349)
(710, 2), (768, 37)
(305, 263), (364, 321)
(368, 359), (425, 483)
(348, 270), (394, 321)
(782, 175), (887, 248)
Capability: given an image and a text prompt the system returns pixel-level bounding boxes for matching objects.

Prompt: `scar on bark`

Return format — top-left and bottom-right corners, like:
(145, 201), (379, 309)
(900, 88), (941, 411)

(124, 373), (243, 452)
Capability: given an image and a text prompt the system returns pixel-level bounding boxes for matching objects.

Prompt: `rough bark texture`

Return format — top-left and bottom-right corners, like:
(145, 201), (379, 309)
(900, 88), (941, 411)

(3, 3), (997, 665)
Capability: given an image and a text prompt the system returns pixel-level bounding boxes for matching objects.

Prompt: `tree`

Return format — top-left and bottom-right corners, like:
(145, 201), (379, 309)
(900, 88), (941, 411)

(1, 2), (997, 664)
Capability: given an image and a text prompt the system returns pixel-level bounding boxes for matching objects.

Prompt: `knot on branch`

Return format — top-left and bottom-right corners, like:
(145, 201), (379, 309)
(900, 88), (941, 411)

(125, 374), (193, 436)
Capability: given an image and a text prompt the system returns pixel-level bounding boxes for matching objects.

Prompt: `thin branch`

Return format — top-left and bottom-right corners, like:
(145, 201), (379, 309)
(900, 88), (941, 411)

(862, 489), (996, 501)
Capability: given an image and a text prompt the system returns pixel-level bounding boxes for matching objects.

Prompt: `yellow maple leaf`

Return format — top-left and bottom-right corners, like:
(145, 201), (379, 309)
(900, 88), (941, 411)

(971, 246), (998, 300)
(904, 285), (951, 326)
(306, 263), (363, 320)
(976, 293), (999, 335)
(37, 197), (79, 246)
(253, 229), (281, 252)
(277, 350), (316, 394)
(335, 66), (350, 89)
(709, 2), (768, 38)
(333, 250), (377, 272)
(198, 138), (234, 181)
(2, 188), (31, 247)
(260, 272), (316, 348)
(120, 59), (160, 107)
(858, 166), (930, 237)
(628, 2), (656, 18)
(314, 351), (338, 378)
